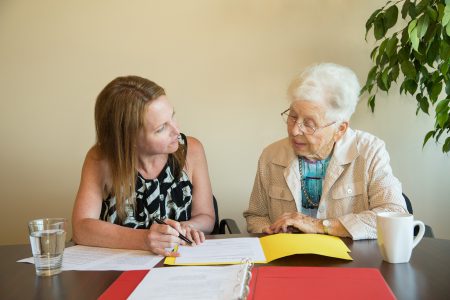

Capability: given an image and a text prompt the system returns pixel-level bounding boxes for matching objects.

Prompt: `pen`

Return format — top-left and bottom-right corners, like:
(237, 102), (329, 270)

(153, 217), (193, 245)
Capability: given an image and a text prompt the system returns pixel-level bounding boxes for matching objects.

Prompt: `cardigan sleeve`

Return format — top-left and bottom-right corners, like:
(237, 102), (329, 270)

(243, 155), (273, 233)
(338, 139), (407, 240)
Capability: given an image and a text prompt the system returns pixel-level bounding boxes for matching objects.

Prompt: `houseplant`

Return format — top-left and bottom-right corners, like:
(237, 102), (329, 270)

(362, 0), (450, 153)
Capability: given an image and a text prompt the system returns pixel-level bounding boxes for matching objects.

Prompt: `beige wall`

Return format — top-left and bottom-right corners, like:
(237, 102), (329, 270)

(1, 0), (449, 245)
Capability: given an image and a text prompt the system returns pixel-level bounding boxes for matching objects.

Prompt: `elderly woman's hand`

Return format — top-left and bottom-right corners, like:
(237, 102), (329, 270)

(268, 212), (323, 234)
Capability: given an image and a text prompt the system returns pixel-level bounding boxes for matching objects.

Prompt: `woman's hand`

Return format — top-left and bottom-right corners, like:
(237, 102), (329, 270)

(268, 212), (322, 234)
(180, 222), (205, 245)
(145, 219), (187, 257)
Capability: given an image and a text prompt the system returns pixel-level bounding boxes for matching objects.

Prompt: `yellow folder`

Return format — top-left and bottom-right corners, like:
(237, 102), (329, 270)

(165, 234), (352, 265)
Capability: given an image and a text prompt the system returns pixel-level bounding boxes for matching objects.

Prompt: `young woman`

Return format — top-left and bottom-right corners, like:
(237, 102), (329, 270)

(72, 76), (215, 256)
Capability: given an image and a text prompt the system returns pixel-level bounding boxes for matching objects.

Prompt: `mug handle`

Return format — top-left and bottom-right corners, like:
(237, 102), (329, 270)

(412, 220), (425, 248)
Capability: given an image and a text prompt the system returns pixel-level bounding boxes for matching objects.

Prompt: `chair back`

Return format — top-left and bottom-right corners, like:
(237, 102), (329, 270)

(212, 195), (220, 234)
(402, 193), (434, 238)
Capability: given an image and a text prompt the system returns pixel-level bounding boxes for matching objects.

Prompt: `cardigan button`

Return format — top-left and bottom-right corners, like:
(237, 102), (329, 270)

(347, 188), (352, 194)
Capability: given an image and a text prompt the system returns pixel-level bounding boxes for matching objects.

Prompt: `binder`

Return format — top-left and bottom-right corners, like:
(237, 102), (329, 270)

(247, 266), (396, 300)
(99, 260), (254, 300)
(99, 265), (395, 300)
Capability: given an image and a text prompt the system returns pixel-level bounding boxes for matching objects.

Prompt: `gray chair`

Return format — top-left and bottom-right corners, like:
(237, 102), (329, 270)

(211, 196), (240, 234)
(402, 193), (434, 238)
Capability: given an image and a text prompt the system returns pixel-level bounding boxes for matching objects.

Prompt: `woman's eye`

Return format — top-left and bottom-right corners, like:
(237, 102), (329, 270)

(156, 124), (166, 133)
(304, 120), (316, 128)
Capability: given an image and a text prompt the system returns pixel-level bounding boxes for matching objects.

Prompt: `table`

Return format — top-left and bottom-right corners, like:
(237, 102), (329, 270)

(1, 235), (450, 300)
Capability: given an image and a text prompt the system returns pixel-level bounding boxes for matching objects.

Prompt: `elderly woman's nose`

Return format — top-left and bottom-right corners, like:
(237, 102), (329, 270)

(291, 122), (304, 136)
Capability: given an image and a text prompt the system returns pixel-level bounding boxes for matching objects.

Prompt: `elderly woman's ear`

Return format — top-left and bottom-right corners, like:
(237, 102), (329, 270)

(333, 121), (349, 142)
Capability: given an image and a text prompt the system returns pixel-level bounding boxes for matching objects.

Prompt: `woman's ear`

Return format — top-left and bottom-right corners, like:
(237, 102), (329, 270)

(334, 121), (348, 142)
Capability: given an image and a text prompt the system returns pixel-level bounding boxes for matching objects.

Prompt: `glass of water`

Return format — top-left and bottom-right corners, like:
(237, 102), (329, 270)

(28, 218), (67, 276)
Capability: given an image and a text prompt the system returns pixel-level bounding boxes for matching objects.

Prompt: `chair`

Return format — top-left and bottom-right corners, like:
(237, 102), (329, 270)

(402, 193), (435, 238)
(211, 196), (241, 234)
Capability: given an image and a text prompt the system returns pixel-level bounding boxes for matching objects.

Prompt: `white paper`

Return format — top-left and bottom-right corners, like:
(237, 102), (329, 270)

(17, 245), (163, 271)
(175, 237), (266, 264)
(128, 265), (245, 300)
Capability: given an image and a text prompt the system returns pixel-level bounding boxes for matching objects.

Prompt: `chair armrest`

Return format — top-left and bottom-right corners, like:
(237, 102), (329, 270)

(219, 219), (241, 234)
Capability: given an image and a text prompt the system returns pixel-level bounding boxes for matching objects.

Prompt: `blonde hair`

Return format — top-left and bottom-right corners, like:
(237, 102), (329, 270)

(287, 63), (360, 123)
(95, 76), (186, 220)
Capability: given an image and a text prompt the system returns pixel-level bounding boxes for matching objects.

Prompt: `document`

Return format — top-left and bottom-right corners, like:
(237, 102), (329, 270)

(18, 245), (163, 271)
(165, 234), (352, 265)
(128, 265), (247, 300)
(175, 238), (266, 264)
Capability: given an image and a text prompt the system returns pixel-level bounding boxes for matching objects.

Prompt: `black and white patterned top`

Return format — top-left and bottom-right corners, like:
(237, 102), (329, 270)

(99, 134), (192, 229)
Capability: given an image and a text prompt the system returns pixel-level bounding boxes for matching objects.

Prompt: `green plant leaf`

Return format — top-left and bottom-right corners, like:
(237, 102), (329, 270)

(408, 19), (417, 35)
(423, 21), (438, 43)
(386, 36), (399, 57)
(374, 17), (386, 40)
(366, 66), (378, 86)
(382, 68), (390, 89)
(435, 99), (450, 113)
(368, 94), (376, 112)
(410, 27), (420, 51)
(416, 0), (430, 14)
(440, 40), (450, 61)
(366, 8), (383, 39)
(442, 5), (450, 26)
(377, 73), (388, 91)
(370, 46), (379, 60)
(426, 38), (440, 65)
(430, 81), (443, 103)
(402, 0), (411, 19)
(426, 5), (438, 21)
(446, 22), (450, 36)
(384, 5), (399, 29)
(422, 130), (435, 148)
(417, 94), (430, 114)
(401, 60), (417, 78)
(435, 128), (444, 142)
(440, 61), (449, 76)
(417, 14), (430, 39)
(390, 64), (400, 81)
(398, 47), (410, 61)
(446, 79), (450, 95)
(443, 137), (450, 153)
(437, 111), (449, 128)
(409, 2), (418, 18)
(403, 79), (418, 95)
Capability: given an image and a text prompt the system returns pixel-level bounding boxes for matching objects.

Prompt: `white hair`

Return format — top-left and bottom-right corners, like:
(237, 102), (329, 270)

(287, 63), (360, 122)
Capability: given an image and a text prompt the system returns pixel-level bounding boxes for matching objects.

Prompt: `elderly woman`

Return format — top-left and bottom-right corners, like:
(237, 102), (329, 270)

(243, 63), (407, 240)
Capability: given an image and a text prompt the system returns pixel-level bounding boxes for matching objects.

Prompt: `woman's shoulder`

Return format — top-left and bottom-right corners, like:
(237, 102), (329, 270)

(84, 145), (112, 179)
(185, 135), (206, 157)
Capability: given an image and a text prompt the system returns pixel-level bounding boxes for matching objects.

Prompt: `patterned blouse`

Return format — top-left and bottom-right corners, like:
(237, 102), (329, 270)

(99, 134), (193, 229)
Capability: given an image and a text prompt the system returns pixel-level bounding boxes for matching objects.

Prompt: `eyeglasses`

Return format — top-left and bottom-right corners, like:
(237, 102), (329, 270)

(281, 108), (336, 135)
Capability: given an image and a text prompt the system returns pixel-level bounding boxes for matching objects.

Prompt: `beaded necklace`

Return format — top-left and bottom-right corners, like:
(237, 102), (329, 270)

(298, 156), (330, 208)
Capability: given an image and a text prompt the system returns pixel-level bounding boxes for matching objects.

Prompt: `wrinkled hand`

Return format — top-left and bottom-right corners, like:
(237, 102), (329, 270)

(146, 219), (186, 257)
(268, 212), (321, 234)
(180, 222), (205, 246)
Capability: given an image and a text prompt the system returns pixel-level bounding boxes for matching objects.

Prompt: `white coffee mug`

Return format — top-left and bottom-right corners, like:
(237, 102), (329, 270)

(376, 212), (425, 263)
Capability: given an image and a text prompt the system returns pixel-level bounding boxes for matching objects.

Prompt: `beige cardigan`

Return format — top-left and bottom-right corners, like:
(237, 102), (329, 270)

(243, 128), (407, 240)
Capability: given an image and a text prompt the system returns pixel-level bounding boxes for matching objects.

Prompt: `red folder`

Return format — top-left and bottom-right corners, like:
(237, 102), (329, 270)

(247, 267), (396, 300)
(98, 270), (149, 300)
(99, 267), (395, 300)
